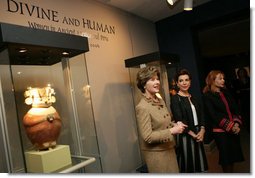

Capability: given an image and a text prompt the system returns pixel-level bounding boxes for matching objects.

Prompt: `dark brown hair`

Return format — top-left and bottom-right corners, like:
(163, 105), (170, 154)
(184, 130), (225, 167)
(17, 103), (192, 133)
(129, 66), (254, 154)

(136, 66), (160, 93)
(174, 68), (192, 83)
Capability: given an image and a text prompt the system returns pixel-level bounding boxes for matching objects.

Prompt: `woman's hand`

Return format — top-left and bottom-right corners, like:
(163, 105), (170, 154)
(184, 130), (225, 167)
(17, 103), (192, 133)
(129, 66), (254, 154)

(170, 121), (187, 135)
(196, 128), (205, 142)
(177, 121), (188, 130)
(232, 124), (240, 134)
(188, 130), (197, 140)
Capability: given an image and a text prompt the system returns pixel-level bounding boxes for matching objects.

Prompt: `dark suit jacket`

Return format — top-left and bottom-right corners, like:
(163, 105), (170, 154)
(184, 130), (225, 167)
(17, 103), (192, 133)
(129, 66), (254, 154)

(170, 94), (205, 133)
(203, 90), (242, 132)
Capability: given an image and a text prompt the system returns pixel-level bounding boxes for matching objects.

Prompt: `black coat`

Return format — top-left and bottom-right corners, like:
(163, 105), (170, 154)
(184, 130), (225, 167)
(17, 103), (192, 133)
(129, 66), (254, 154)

(203, 90), (244, 165)
(203, 90), (242, 131)
(170, 94), (208, 172)
(170, 94), (205, 133)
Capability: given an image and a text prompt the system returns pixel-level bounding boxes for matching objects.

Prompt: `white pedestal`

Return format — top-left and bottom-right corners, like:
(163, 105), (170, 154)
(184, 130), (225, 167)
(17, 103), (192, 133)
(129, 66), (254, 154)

(25, 145), (72, 173)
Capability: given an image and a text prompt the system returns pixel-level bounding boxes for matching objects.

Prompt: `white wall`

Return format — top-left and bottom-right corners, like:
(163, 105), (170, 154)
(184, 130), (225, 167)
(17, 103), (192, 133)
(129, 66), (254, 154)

(0, 0), (159, 172)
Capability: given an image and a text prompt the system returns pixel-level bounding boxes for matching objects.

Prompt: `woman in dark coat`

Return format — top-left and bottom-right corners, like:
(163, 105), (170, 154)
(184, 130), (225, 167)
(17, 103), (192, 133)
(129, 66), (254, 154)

(170, 69), (208, 173)
(203, 70), (244, 173)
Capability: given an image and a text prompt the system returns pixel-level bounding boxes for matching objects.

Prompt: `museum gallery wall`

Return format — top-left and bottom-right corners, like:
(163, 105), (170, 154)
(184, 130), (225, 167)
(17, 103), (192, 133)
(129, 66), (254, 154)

(0, 0), (159, 173)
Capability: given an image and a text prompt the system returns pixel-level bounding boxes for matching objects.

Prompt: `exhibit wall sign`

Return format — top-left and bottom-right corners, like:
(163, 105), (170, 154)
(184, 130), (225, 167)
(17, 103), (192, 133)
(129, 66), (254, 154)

(0, 0), (159, 173)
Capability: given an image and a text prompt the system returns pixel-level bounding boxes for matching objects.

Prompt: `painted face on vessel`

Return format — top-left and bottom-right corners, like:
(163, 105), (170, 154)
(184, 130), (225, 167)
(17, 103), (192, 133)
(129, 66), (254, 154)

(177, 74), (191, 92)
(145, 74), (160, 95)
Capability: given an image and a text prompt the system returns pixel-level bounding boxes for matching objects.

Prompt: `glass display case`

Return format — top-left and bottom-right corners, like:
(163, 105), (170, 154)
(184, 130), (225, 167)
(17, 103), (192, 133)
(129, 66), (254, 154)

(0, 23), (102, 173)
(124, 52), (180, 109)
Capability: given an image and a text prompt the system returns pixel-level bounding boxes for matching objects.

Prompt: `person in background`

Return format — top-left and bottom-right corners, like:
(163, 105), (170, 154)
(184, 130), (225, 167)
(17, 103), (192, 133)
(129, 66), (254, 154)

(232, 67), (250, 132)
(203, 70), (244, 173)
(169, 79), (178, 96)
(136, 66), (187, 173)
(170, 69), (208, 173)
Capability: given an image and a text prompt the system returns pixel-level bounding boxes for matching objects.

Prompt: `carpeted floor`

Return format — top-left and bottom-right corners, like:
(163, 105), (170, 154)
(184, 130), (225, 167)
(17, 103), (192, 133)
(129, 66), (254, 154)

(205, 128), (251, 173)
(135, 128), (251, 174)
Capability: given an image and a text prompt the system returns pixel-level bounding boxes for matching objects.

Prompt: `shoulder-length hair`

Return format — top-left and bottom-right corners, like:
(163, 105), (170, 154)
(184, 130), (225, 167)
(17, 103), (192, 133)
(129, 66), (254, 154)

(136, 66), (160, 93)
(203, 70), (224, 93)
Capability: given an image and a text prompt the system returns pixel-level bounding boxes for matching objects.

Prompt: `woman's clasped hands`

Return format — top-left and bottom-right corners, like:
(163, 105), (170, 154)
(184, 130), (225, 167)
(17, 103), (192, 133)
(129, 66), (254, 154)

(170, 121), (187, 135)
(232, 123), (240, 135)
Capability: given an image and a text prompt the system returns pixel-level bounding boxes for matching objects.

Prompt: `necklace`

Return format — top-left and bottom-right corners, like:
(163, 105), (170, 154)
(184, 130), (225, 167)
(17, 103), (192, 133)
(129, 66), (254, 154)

(178, 91), (191, 97)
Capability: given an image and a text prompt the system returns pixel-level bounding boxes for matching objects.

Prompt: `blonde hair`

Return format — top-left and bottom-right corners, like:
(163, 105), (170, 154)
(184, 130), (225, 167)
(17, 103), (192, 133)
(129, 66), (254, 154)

(203, 70), (224, 93)
(136, 66), (160, 93)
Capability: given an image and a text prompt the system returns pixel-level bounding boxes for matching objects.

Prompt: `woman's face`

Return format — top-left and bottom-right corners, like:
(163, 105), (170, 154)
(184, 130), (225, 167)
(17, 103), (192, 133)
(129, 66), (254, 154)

(213, 73), (225, 88)
(177, 74), (191, 92)
(145, 74), (160, 95)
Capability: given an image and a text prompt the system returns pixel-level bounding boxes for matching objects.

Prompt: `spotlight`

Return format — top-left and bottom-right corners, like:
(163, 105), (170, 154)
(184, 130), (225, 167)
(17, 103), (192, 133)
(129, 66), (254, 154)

(167, 0), (179, 5)
(184, 0), (193, 11)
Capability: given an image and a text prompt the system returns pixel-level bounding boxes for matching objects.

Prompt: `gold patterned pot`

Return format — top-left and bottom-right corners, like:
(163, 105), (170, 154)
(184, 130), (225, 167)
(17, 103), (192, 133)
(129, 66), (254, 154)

(23, 106), (61, 150)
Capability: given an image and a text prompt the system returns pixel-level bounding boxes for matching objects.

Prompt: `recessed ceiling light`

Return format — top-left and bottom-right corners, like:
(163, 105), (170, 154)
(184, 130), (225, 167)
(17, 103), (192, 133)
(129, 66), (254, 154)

(19, 48), (27, 53)
(167, 0), (179, 6)
(62, 51), (69, 55)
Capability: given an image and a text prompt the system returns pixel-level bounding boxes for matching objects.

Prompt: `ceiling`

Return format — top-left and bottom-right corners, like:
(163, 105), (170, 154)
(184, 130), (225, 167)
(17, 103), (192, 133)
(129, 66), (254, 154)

(198, 18), (250, 58)
(96, 0), (249, 58)
(95, 0), (211, 22)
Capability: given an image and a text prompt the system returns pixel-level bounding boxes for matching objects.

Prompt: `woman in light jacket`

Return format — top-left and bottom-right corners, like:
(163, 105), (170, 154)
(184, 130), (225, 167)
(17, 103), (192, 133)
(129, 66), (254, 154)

(136, 66), (186, 173)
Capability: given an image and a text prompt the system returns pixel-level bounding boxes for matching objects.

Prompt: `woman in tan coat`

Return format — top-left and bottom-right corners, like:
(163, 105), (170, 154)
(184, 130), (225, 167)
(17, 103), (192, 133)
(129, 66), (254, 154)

(136, 66), (187, 173)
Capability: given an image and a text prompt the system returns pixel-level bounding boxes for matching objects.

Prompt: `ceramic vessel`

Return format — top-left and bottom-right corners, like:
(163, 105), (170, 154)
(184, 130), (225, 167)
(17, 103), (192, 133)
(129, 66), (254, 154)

(23, 86), (61, 150)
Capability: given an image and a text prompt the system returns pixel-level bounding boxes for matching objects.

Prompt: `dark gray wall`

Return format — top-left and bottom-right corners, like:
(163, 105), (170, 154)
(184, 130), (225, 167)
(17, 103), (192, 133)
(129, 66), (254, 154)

(155, 0), (250, 100)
